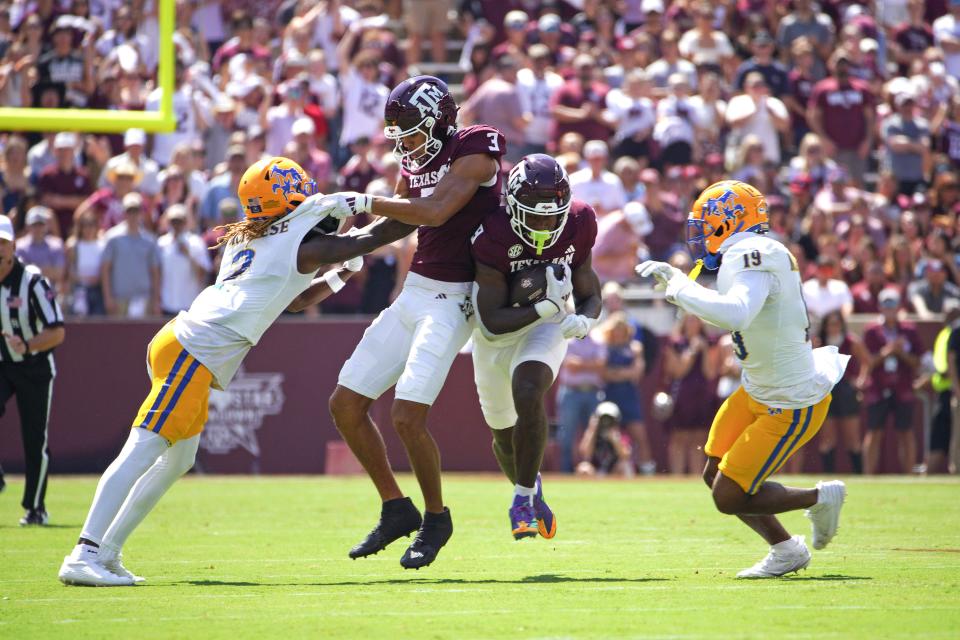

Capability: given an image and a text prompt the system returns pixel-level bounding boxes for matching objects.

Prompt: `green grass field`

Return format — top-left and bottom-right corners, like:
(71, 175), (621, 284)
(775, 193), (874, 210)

(1, 474), (959, 639)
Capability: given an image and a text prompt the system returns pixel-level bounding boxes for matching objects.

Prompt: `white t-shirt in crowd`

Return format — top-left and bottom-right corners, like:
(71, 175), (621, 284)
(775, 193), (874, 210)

(725, 94), (788, 164)
(146, 85), (209, 166)
(312, 6), (359, 72)
(516, 68), (563, 146)
(570, 168), (628, 215)
(158, 231), (212, 313)
(339, 68), (389, 146)
(678, 30), (734, 66)
(604, 90), (656, 143)
(934, 14), (960, 79)
(801, 277), (854, 319)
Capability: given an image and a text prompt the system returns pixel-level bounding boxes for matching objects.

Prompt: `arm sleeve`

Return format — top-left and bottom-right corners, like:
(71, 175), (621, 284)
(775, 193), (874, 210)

(673, 269), (773, 332)
(30, 276), (65, 328)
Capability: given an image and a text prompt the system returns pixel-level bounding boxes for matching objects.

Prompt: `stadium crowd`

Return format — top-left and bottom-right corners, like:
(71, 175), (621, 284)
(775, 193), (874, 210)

(0, 0), (958, 475)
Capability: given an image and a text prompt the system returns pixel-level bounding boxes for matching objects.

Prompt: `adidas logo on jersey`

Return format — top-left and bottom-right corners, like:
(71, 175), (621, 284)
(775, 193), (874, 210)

(565, 245), (575, 254)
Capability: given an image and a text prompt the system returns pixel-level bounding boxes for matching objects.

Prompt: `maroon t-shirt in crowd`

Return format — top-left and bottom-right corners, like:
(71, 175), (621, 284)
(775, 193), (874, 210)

(550, 79), (612, 146)
(787, 69), (817, 130)
(402, 125), (506, 283)
(470, 199), (598, 277)
(809, 77), (874, 150)
(862, 321), (924, 404)
(37, 166), (93, 237)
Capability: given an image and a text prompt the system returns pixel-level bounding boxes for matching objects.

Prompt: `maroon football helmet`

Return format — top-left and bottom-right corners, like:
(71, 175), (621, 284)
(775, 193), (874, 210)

(383, 76), (458, 172)
(506, 154), (572, 254)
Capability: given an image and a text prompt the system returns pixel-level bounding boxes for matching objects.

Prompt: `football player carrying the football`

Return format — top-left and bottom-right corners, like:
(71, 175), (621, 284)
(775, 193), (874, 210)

(59, 158), (412, 586)
(470, 154), (601, 540)
(325, 76), (507, 569)
(637, 180), (850, 578)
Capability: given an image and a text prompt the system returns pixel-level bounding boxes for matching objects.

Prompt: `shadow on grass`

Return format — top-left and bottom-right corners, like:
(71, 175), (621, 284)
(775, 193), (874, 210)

(181, 574), (670, 588)
(0, 523), (78, 529)
(783, 574), (873, 581)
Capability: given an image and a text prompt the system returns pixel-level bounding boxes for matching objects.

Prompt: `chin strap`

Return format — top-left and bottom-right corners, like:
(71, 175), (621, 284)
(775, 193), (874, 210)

(689, 259), (704, 282)
(530, 230), (550, 256)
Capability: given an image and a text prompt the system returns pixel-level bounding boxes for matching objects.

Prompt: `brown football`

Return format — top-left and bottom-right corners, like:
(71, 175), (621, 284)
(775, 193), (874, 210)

(508, 263), (566, 307)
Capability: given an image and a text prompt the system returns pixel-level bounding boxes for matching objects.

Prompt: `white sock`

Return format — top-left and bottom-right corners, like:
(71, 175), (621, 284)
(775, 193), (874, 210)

(101, 435), (199, 555)
(79, 429), (168, 545)
(514, 484), (536, 497)
(772, 537), (798, 552)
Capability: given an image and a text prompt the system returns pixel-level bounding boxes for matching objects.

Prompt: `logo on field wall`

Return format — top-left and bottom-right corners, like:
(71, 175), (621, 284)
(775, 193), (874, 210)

(200, 367), (285, 456)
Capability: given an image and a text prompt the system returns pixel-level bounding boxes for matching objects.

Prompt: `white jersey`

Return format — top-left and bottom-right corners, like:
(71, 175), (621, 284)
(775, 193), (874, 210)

(674, 233), (848, 409)
(173, 194), (334, 389)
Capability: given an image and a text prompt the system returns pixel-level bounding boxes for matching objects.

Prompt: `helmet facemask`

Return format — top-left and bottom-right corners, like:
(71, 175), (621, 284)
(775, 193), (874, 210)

(507, 194), (570, 256)
(384, 114), (444, 173)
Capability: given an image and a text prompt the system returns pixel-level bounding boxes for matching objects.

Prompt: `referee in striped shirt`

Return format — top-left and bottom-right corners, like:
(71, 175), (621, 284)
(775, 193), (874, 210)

(0, 215), (65, 526)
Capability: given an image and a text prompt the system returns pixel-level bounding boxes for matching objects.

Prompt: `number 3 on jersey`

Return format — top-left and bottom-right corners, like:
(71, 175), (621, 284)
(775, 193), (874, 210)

(222, 249), (255, 282)
(731, 330), (749, 360)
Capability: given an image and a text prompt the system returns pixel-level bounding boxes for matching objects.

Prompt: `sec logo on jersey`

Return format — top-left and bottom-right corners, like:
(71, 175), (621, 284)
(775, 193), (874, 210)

(508, 244), (523, 258)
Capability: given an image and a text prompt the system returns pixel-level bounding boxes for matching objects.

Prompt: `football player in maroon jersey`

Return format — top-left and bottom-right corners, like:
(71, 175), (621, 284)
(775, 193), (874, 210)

(325, 76), (506, 569)
(470, 154), (601, 540)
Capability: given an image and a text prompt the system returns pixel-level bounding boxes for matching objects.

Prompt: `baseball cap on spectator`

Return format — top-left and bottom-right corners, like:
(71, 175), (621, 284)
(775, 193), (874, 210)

(925, 259), (946, 275)
(878, 288), (901, 308)
(641, 0), (665, 14)
(668, 73), (689, 89)
(666, 165), (684, 180)
(122, 192), (144, 211)
(124, 128), (146, 147)
(930, 61), (947, 77)
(529, 44), (551, 60)
(54, 132), (78, 149)
(108, 161), (141, 184)
(894, 92), (916, 108)
(705, 152), (724, 167)
(227, 144), (246, 159)
(292, 117), (316, 137)
(752, 31), (774, 46)
(504, 10), (528, 29)
(166, 204), (188, 222)
(860, 38), (878, 54)
(214, 97), (236, 113)
(789, 172), (814, 193)
(639, 168), (660, 184)
(285, 51), (308, 70)
(51, 15), (75, 35)
(227, 76), (261, 99)
(583, 140), (609, 158)
(538, 13), (561, 33)
(497, 55), (519, 71)
(0, 216), (13, 242)
(766, 194), (787, 210)
(617, 37), (637, 52)
(248, 125), (266, 141)
(683, 165), (701, 179)
(623, 201), (653, 237)
(25, 206), (52, 226)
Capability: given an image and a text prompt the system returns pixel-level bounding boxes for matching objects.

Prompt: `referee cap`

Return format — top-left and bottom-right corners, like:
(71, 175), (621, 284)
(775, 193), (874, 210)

(0, 215), (13, 241)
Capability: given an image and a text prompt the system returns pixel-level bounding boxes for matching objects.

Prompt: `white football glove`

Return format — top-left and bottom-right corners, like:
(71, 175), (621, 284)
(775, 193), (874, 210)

(534, 263), (573, 319)
(636, 260), (691, 303)
(560, 313), (597, 339)
(343, 256), (364, 272)
(321, 192), (372, 220)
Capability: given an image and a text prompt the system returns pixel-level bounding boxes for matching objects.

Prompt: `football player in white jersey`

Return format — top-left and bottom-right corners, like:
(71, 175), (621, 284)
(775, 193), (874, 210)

(637, 180), (850, 578)
(58, 157), (412, 587)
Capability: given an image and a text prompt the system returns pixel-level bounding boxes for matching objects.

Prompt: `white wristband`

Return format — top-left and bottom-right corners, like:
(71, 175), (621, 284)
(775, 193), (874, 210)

(323, 270), (347, 293)
(534, 299), (559, 319)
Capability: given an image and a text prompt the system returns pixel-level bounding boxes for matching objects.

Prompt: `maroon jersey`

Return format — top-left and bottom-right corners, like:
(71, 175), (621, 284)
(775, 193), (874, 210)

(808, 77), (874, 150)
(862, 321), (924, 404)
(470, 199), (598, 277)
(403, 125), (506, 283)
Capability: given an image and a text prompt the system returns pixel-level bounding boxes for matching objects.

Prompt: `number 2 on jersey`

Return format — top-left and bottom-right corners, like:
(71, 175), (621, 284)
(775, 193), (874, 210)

(222, 249), (255, 282)
(731, 331), (749, 361)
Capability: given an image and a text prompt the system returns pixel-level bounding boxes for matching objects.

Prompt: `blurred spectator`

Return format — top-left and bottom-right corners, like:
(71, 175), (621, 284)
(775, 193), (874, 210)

(807, 51), (875, 184)
(515, 44), (562, 157)
(337, 50), (388, 148)
(662, 313), (717, 476)
(776, 0), (835, 62)
(204, 98), (238, 171)
(640, 168), (685, 261)
(933, 0), (960, 78)
(264, 74), (312, 157)
(365, 153), (400, 198)
(725, 72), (790, 166)
(605, 70), (655, 163)
(33, 17), (94, 108)
(284, 118), (333, 193)
(146, 62), (210, 167)
(37, 132), (93, 238)
(598, 311), (654, 475)
(64, 209), (104, 316)
(678, 2), (734, 69)
(99, 128), (160, 197)
(852, 261), (894, 314)
(730, 134), (767, 185)
(928, 307), (960, 474)
(199, 145), (245, 230)
(339, 137), (380, 193)
(153, 165), (199, 224)
(157, 204), (211, 315)
(15, 206), (65, 294)
(882, 93), (931, 197)
(908, 259), (960, 318)
(653, 73), (698, 169)
(593, 201), (647, 284)
(891, 0), (935, 76)
(803, 255), (854, 320)
(614, 156), (646, 202)
(576, 401), (634, 478)
(555, 331), (606, 473)
(460, 55), (527, 165)
(734, 31), (789, 97)
(0, 135), (30, 216)
(550, 53), (612, 148)
(570, 140), (627, 216)
(212, 10), (270, 73)
(784, 38), (820, 142)
(76, 160), (141, 231)
(687, 71), (726, 155)
(100, 193), (161, 318)
(860, 289), (923, 474)
(788, 133), (836, 189)
(646, 30), (697, 98)
(816, 310), (868, 474)
(403, 0), (450, 66)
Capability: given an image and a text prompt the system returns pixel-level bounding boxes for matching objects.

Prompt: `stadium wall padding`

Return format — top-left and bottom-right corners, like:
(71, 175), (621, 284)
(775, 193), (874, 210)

(0, 319), (938, 476)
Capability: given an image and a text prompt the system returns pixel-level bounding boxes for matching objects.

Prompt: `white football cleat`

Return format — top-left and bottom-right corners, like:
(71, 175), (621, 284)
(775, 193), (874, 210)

(736, 535), (811, 578)
(805, 480), (846, 550)
(101, 554), (145, 584)
(58, 546), (135, 587)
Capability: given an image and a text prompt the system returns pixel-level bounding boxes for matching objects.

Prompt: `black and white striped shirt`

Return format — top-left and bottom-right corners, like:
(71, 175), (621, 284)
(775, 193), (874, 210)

(0, 260), (64, 364)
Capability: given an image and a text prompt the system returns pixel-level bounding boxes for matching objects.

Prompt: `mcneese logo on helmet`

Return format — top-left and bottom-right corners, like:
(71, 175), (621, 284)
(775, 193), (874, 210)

(238, 157), (318, 220)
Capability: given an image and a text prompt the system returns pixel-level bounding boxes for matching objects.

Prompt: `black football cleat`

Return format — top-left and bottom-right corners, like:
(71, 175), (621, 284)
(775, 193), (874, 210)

(19, 508), (48, 526)
(400, 507), (453, 570)
(349, 497), (422, 559)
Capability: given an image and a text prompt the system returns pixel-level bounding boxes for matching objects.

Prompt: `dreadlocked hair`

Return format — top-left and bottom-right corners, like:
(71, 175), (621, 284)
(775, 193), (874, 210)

(212, 217), (276, 249)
